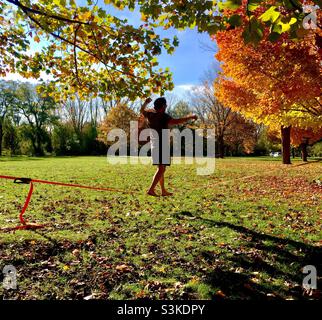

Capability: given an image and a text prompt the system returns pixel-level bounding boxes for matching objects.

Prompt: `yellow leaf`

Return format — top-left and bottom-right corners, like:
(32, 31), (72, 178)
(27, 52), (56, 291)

(115, 264), (131, 272)
(79, 11), (92, 20)
(141, 13), (147, 22)
(34, 35), (40, 43)
(63, 265), (70, 271)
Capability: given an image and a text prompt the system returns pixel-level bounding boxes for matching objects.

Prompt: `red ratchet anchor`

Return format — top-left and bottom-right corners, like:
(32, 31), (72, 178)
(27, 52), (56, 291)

(6, 177), (43, 231)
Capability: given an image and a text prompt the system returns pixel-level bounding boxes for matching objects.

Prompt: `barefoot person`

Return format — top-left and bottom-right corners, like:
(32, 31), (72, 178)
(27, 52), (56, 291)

(140, 97), (198, 196)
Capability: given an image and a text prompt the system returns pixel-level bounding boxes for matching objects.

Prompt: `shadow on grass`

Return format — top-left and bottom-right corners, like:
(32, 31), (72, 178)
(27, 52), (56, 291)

(177, 211), (322, 300)
(1, 210), (320, 300)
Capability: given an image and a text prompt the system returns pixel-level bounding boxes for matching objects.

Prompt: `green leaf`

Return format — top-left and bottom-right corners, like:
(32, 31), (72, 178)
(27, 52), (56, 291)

(98, 8), (106, 19)
(272, 17), (298, 34)
(151, 57), (158, 65)
(278, 21), (291, 33)
(313, 0), (322, 7)
(228, 14), (242, 27)
(285, 0), (303, 9)
(218, 0), (242, 11)
(268, 32), (281, 42)
(207, 23), (221, 35)
(242, 17), (264, 44)
(172, 35), (179, 47)
(69, 0), (76, 7)
(272, 23), (283, 34)
(260, 6), (280, 23)
(247, 0), (263, 12)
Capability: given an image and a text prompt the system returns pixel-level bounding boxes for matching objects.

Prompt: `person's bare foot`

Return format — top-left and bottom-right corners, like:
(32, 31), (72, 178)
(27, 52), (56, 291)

(161, 191), (173, 197)
(147, 190), (159, 197)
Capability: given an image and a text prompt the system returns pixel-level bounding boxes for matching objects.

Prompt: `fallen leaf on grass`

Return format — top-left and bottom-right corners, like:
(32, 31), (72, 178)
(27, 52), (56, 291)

(217, 242), (226, 247)
(115, 264), (132, 272)
(250, 277), (260, 284)
(136, 290), (147, 298)
(84, 294), (98, 300)
(72, 249), (80, 257)
(315, 240), (322, 247)
(62, 265), (70, 271)
(214, 290), (226, 298)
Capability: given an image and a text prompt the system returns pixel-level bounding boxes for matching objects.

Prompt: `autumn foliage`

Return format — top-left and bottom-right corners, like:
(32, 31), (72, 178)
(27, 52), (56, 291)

(1, 0), (321, 103)
(214, 1), (322, 162)
(291, 127), (322, 146)
(99, 104), (138, 142)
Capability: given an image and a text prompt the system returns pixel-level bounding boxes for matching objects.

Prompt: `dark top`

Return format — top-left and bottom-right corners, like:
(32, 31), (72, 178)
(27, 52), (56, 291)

(142, 109), (172, 136)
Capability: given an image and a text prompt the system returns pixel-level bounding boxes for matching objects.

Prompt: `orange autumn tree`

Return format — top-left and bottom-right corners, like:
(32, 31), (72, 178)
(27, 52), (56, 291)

(263, 124), (322, 161)
(291, 127), (322, 161)
(214, 1), (322, 164)
(99, 103), (138, 143)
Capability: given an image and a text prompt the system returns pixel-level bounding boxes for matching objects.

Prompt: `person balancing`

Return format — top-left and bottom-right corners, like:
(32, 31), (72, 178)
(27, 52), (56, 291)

(140, 97), (198, 197)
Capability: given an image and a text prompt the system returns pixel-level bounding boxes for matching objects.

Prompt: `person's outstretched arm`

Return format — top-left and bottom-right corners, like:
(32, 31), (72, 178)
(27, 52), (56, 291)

(140, 97), (152, 114)
(168, 115), (198, 126)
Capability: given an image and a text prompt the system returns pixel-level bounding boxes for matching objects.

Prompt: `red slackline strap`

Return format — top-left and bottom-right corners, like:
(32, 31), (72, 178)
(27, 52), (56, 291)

(19, 181), (34, 226)
(0, 175), (133, 194)
(0, 174), (135, 231)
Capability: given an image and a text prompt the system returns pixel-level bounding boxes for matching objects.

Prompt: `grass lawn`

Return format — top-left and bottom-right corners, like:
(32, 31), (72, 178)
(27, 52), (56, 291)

(0, 156), (321, 300)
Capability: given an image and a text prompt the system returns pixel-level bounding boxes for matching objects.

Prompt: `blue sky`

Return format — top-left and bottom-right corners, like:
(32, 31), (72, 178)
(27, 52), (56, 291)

(158, 29), (219, 85)
(108, 4), (220, 97)
(160, 29), (219, 98)
(4, 1), (220, 98)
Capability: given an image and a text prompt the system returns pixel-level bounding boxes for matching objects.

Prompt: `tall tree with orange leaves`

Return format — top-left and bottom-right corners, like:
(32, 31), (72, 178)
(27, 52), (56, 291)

(214, 1), (322, 164)
(291, 127), (322, 161)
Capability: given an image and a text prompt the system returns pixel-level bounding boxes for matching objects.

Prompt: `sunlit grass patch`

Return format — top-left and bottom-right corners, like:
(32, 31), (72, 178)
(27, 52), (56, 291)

(0, 156), (321, 299)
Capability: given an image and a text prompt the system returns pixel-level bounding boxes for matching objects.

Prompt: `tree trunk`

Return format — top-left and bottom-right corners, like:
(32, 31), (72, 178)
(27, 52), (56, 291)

(35, 142), (43, 156)
(0, 123), (3, 156)
(218, 134), (225, 158)
(34, 130), (44, 156)
(281, 126), (291, 164)
(292, 147), (295, 159)
(301, 143), (308, 162)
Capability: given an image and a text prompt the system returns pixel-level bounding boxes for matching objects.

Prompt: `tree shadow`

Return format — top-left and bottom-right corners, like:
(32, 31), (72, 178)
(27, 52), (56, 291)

(176, 211), (322, 300)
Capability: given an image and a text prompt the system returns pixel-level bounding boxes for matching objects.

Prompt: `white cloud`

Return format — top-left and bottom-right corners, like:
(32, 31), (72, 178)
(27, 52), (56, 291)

(166, 83), (199, 100)
(176, 84), (196, 91)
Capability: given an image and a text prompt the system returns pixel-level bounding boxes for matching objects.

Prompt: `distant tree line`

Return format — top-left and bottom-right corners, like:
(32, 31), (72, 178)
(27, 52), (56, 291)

(0, 80), (320, 159)
(0, 80), (106, 156)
